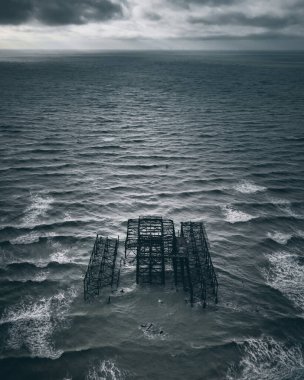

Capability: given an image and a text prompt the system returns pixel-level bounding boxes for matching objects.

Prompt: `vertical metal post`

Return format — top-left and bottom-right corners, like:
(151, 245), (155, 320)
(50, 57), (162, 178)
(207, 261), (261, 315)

(161, 218), (165, 285)
(136, 218), (141, 284)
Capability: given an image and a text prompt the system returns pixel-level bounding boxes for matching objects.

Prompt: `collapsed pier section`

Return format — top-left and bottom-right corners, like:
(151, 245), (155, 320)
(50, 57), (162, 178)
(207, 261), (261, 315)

(84, 235), (120, 300)
(180, 221), (218, 306)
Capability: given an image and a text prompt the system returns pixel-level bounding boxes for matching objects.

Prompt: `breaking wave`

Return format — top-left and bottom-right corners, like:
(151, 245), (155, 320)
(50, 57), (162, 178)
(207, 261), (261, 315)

(49, 241), (73, 264)
(86, 360), (124, 380)
(10, 231), (57, 245)
(222, 205), (255, 223)
(0, 287), (78, 358)
(234, 181), (267, 194)
(269, 198), (299, 218)
(267, 231), (292, 245)
(226, 336), (304, 380)
(22, 192), (54, 227)
(263, 251), (304, 310)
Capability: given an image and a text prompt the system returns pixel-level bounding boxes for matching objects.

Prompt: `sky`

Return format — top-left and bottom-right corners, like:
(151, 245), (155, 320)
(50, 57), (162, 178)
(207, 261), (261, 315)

(0, 0), (304, 49)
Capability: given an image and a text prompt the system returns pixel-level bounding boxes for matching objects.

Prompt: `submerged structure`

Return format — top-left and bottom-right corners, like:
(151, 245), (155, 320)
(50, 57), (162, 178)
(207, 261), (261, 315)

(83, 236), (121, 300)
(84, 216), (218, 307)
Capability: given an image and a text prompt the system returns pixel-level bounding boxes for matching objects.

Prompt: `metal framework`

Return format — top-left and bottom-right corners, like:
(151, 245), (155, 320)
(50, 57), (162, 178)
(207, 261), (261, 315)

(84, 217), (218, 307)
(84, 235), (119, 300)
(125, 216), (175, 285)
(180, 222), (218, 307)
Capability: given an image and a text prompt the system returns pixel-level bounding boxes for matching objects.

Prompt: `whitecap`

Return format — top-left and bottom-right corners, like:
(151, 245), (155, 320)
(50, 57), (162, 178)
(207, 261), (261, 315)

(10, 231), (57, 245)
(10, 231), (40, 245)
(50, 249), (72, 264)
(49, 240), (73, 264)
(269, 198), (298, 217)
(267, 231), (292, 245)
(263, 251), (304, 310)
(270, 198), (291, 205)
(226, 336), (304, 380)
(234, 181), (267, 194)
(22, 192), (54, 227)
(0, 287), (77, 359)
(103, 137), (116, 142)
(32, 270), (49, 282)
(297, 230), (304, 239)
(64, 212), (73, 221)
(222, 206), (255, 224)
(86, 360), (124, 380)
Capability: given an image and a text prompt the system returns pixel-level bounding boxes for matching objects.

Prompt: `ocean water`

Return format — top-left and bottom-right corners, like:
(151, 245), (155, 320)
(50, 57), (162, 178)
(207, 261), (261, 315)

(0, 50), (304, 379)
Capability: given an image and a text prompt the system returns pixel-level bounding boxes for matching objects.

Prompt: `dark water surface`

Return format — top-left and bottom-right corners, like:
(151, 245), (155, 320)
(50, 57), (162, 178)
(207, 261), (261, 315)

(0, 50), (304, 379)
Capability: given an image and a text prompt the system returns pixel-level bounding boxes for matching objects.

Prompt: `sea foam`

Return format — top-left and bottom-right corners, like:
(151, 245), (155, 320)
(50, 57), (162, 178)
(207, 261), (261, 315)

(86, 360), (124, 380)
(263, 251), (304, 310)
(267, 231), (292, 245)
(226, 336), (304, 380)
(222, 205), (255, 224)
(234, 181), (267, 194)
(22, 192), (54, 227)
(0, 287), (77, 358)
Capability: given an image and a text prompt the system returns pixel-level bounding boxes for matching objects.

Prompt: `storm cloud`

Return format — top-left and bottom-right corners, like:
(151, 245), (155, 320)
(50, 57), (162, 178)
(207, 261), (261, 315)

(189, 12), (304, 30)
(0, 0), (304, 49)
(0, 0), (123, 25)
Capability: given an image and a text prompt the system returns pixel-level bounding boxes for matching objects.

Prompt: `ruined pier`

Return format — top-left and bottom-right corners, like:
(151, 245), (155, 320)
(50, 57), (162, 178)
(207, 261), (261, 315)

(84, 216), (218, 307)
(84, 235), (120, 300)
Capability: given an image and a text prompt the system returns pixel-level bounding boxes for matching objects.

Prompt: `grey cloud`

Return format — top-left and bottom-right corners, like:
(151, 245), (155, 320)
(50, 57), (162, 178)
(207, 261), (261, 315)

(144, 12), (162, 21)
(169, 0), (240, 9)
(0, 0), (123, 25)
(188, 12), (304, 30)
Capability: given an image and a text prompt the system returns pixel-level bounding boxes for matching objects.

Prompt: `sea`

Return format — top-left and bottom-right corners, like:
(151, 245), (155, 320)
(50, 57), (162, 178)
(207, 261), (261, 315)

(0, 50), (304, 380)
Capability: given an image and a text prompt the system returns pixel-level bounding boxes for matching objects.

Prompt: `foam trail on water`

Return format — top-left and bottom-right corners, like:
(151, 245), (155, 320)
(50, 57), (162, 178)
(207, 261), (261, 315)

(226, 336), (304, 380)
(0, 287), (77, 358)
(222, 205), (255, 224)
(86, 360), (124, 380)
(263, 251), (304, 310)
(234, 180), (267, 194)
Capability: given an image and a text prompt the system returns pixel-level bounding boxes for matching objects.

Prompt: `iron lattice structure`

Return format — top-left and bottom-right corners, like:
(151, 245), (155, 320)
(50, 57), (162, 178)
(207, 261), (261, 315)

(125, 216), (175, 285)
(180, 222), (218, 307)
(84, 235), (119, 300)
(84, 217), (218, 307)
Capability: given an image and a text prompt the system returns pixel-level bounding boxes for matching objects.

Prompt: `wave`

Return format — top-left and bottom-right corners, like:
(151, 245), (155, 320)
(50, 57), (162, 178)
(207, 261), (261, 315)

(226, 336), (304, 380)
(0, 277), (53, 285)
(222, 205), (255, 223)
(3, 233), (92, 246)
(5, 261), (80, 271)
(22, 192), (54, 227)
(270, 198), (301, 218)
(1, 219), (92, 236)
(267, 231), (293, 245)
(9, 231), (56, 245)
(0, 238), (85, 271)
(86, 360), (124, 380)
(0, 287), (78, 359)
(234, 180), (267, 194)
(102, 137), (116, 142)
(263, 251), (304, 310)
